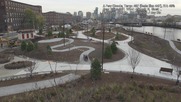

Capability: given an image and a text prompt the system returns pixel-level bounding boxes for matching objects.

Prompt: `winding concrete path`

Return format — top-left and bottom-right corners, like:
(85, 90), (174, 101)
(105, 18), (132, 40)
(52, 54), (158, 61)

(38, 38), (95, 64)
(0, 73), (80, 97)
(168, 40), (181, 55)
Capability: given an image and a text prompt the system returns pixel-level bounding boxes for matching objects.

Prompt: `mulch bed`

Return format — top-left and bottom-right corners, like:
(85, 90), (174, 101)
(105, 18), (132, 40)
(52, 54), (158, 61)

(0, 54), (11, 64)
(4, 61), (32, 69)
(0, 72), (67, 87)
(84, 31), (115, 40)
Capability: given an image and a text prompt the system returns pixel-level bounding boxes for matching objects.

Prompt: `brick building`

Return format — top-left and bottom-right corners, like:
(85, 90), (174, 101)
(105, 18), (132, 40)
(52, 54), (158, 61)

(43, 11), (73, 28)
(0, 0), (42, 32)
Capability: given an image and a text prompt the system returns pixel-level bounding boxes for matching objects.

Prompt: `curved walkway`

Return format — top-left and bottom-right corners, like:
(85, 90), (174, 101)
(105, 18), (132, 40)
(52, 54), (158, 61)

(38, 38), (95, 64)
(76, 31), (176, 80)
(168, 40), (181, 55)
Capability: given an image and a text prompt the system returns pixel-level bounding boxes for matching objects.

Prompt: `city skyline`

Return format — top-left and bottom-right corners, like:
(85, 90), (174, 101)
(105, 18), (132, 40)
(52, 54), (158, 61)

(11, 0), (181, 16)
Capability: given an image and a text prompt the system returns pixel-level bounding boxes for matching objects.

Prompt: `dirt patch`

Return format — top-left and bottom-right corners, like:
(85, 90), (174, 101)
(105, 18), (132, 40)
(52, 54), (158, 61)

(115, 34), (128, 41)
(84, 31), (115, 40)
(0, 72), (67, 87)
(4, 61), (32, 69)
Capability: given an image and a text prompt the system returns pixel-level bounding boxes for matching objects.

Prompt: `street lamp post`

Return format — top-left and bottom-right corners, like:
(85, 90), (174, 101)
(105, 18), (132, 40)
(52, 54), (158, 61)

(101, 19), (105, 71)
(63, 16), (65, 47)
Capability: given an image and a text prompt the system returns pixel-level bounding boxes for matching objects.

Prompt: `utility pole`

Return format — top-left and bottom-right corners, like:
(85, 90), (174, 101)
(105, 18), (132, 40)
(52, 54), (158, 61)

(101, 17), (105, 71)
(87, 23), (89, 40)
(63, 16), (65, 47)
(131, 24), (133, 43)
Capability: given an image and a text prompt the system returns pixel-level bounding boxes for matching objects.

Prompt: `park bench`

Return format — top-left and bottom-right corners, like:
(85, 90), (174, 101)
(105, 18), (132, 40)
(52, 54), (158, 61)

(159, 67), (173, 75)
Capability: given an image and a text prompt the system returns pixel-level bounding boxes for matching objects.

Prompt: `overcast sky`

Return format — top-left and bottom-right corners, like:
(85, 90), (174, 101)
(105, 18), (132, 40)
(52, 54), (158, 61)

(13, 0), (181, 16)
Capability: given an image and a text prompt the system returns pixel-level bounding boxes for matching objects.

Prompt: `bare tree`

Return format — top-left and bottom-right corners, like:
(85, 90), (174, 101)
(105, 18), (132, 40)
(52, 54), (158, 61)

(128, 49), (141, 78)
(171, 64), (181, 85)
(27, 61), (37, 78)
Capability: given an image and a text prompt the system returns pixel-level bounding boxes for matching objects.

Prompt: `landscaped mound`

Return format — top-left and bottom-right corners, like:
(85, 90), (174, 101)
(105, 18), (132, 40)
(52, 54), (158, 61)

(4, 61), (32, 69)
(0, 54), (11, 64)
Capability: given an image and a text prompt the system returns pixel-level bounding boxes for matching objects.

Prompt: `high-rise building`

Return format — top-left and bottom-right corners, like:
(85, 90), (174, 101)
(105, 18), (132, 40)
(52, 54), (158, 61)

(0, 0), (42, 32)
(78, 11), (83, 18)
(94, 7), (98, 19)
(86, 12), (91, 19)
(73, 12), (77, 16)
(43, 11), (73, 28)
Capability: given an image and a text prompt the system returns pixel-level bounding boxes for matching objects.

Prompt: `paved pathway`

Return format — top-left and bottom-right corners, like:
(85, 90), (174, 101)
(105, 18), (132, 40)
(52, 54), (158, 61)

(168, 40), (181, 55)
(38, 38), (95, 64)
(0, 73), (80, 97)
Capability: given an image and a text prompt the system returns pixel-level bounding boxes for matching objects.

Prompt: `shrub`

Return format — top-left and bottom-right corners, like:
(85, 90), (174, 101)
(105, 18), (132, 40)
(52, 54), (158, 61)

(66, 30), (70, 38)
(104, 45), (113, 59)
(34, 42), (38, 49)
(21, 41), (27, 51)
(47, 45), (52, 54)
(91, 27), (96, 37)
(111, 41), (118, 54)
(69, 29), (73, 34)
(58, 32), (65, 38)
(4, 61), (32, 69)
(26, 41), (35, 52)
(58, 32), (62, 38)
(109, 28), (111, 32)
(90, 58), (101, 80)
(115, 32), (120, 40)
(39, 28), (43, 35)
(47, 31), (53, 37)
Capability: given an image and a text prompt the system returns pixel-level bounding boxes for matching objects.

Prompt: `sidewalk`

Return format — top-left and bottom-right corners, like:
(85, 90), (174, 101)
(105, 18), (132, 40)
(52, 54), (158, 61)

(168, 40), (181, 55)
(0, 73), (80, 97)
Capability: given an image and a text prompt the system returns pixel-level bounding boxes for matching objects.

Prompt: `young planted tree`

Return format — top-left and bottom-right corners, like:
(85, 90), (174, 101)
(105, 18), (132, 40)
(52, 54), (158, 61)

(104, 45), (113, 59)
(128, 49), (141, 78)
(171, 64), (181, 85)
(47, 45), (52, 54)
(58, 32), (61, 38)
(66, 29), (70, 38)
(69, 29), (73, 34)
(47, 30), (53, 38)
(91, 27), (96, 37)
(26, 41), (35, 52)
(21, 41), (27, 51)
(90, 58), (101, 80)
(46, 45), (54, 73)
(111, 41), (118, 54)
(27, 61), (36, 78)
(109, 28), (111, 32)
(59, 32), (65, 38)
(115, 32), (120, 40)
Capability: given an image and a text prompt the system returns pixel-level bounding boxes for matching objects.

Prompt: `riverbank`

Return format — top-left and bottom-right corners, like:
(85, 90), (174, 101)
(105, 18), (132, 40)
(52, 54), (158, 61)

(114, 27), (181, 65)
(123, 23), (181, 29)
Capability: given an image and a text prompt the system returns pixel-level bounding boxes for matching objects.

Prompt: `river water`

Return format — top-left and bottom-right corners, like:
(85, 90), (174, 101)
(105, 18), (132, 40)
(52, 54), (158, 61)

(122, 26), (181, 41)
